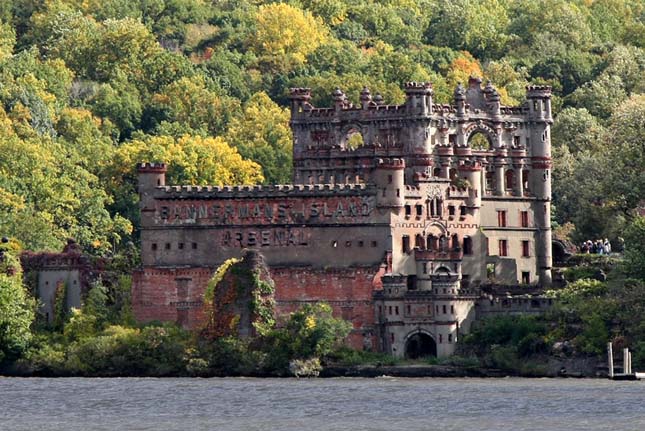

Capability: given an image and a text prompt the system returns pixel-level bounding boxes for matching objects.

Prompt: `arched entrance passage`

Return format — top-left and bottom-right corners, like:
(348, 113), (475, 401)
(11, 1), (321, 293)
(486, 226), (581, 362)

(405, 332), (437, 359)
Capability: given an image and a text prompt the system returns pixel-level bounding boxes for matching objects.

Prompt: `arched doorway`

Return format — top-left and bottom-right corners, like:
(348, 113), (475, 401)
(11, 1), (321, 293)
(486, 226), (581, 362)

(405, 332), (437, 359)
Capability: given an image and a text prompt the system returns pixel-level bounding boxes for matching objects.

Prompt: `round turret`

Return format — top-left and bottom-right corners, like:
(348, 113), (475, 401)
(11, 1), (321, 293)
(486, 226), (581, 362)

(373, 158), (405, 209)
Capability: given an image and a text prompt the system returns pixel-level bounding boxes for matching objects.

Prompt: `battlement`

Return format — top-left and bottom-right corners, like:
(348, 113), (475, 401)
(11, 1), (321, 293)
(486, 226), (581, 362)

(137, 162), (167, 173)
(404, 81), (433, 93)
(155, 182), (374, 199)
(526, 85), (552, 98)
(289, 87), (312, 100)
(457, 160), (482, 171)
(376, 158), (405, 169)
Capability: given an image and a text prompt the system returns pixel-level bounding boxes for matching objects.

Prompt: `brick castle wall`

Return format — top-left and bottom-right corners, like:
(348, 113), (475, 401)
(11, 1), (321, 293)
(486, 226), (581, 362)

(132, 265), (384, 349)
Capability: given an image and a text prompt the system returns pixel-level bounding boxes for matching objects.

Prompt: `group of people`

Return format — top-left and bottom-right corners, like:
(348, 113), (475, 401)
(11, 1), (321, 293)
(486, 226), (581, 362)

(581, 239), (611, 255)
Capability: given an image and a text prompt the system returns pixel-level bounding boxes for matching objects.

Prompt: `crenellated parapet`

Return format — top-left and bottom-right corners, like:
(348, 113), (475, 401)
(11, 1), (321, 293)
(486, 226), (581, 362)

(152, 182), (375, 200)
(137, 162), (167, 173)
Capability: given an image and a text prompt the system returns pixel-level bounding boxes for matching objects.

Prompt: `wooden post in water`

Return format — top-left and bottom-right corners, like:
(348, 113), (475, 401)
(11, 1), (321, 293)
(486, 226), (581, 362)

(623, 348), (629, 374)
(608, 342), (614, 378)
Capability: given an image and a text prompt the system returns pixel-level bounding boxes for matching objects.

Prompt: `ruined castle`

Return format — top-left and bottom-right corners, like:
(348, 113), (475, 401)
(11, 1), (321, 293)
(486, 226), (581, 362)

(133, 78), (554, 358)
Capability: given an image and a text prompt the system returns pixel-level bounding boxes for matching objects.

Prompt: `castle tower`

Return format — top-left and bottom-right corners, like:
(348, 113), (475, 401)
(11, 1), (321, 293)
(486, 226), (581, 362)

(374, 158), (405, 210)
(288, 88), (312, 164)
(526, 85), (553, 285)
(402, 82), (434, 182)
(137, 163), (166, 225)
(458, 160), (482, 211)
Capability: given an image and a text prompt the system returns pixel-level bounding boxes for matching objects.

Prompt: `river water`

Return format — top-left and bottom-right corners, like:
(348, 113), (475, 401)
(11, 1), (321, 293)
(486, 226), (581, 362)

(1, 377), (644, 431)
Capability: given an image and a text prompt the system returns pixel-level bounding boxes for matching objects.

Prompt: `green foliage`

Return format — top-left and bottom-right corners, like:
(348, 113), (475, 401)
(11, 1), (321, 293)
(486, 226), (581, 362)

(623, 217), (645, 280)
(260, 302), (352, 373)
(326, 346), (400, 366)
(203, 257), (240, 303)
(461, 315), (549, 357)
(0, 0), (640, 252)
(0, 251), (35, 363)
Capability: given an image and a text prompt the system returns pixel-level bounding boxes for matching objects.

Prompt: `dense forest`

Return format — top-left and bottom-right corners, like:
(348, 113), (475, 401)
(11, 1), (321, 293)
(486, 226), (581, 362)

(0, 0), (642, 253)
(0, 1), (644, 375)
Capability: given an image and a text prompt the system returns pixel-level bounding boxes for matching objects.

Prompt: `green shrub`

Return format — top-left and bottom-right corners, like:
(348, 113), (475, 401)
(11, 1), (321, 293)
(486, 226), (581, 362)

(325, 346), (399, 366)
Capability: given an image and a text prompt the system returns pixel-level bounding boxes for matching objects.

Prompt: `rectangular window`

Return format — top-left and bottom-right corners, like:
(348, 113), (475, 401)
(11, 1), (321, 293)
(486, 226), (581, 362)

(499, 239), (508, 256)
(520, 211), (529, 227)
(442, 305), (447, 314)
(165, 243), (171, 250)
(405, 205), (411, 217)
(450, 305), (454, 314)
(522, 272), (531, 284)
(402, 235), (410, 253)
(371, 241), (377, 247)
(497, 210), (507, 227)
(378, 305), (382, 315)
(178, 242), (184, 250)
(448, 334), (453, 343)
(416, 205), (423, 216)
(192, 242), (198, 250)
(395, 306), (399, 315)
(151, 243), (158, 251)
(460, 206), (467, 217)
(388, 306), (392, 315)
(358, 240), (364, 247)
(406, 305), (411, 315)
(522, 240), (530, 257)
(439, 334), (443, 343)
(448, 205), (455, 216)
(388, 174), (393, 184)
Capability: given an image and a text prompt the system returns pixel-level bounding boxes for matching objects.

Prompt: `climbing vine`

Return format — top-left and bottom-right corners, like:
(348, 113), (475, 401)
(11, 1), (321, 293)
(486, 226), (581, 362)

(202, 253), (276, 340)
(203, 258), (240, 304)
(53, 281), (68, 329)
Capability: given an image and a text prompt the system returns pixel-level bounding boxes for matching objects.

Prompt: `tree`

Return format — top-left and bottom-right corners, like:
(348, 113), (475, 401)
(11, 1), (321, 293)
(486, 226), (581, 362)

(445, 51), (483, 89)
(250, 3), (328, 73)
(0, 20), (15, 61)
(623, 217), (645, 280)
(149, 75), (239, 136)
(103, 134), (263, 233)
(426, 0), (510, 59)
(225, 92), (292, 184)
(567, 74), (627, 120)
(0, 249), (35, 364)
(600, 95), (645, 218)
(551, 107), (605, 154)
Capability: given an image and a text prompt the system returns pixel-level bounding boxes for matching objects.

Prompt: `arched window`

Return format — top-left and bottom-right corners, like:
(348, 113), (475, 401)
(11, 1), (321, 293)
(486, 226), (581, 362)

(439, 235), (448, 252)
(468, 131), (492, 150)
(505, 169), (515, 190)
(451, 234), (459, 250)
(343, 128), (364, 150)
(486, 170), (495, 191)
(415, 234), (425, 249)
(429, 198), (442, 218)
(463, 237), (473, 255)
(427, 235), (438, 250)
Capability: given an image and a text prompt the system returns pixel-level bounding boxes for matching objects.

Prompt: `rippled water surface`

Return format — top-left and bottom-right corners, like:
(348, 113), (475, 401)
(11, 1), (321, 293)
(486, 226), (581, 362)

(2, 377), (644, 431)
